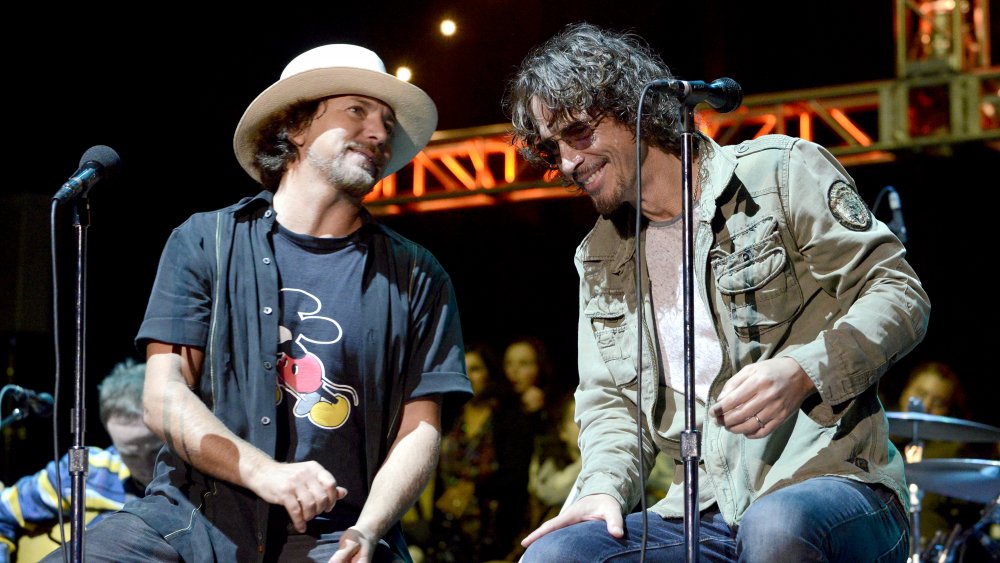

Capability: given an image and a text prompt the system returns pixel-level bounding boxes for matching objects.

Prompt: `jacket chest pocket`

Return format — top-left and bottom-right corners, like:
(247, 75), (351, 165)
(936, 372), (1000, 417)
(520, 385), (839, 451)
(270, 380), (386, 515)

(709, 216), (802, 338)
(584, 289), (643, 388)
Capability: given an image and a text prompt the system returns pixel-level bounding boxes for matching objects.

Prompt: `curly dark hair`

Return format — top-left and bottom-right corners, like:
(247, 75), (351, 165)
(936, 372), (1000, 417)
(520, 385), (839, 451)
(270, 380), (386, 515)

(251, 98), (326, 191)
(503, 22), (692, 169)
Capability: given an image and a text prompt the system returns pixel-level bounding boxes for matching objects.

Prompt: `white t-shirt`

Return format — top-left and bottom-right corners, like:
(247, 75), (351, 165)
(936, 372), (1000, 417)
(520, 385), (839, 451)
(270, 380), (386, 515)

(645, 214), (722, 403)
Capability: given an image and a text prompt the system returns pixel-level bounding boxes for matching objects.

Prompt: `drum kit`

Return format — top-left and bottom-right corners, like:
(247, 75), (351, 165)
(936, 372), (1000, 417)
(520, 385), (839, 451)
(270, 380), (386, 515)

(887, 410), (1000, 562)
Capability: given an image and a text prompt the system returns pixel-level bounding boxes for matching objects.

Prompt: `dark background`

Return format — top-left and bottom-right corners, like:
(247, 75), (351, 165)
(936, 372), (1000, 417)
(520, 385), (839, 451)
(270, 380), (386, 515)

(2, 1), (998, 480)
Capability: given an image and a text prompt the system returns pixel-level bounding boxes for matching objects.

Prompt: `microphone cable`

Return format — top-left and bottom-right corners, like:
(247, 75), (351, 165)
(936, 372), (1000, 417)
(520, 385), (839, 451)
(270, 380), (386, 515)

(630, 81), (660, 563)
(49, 199), (71, 563)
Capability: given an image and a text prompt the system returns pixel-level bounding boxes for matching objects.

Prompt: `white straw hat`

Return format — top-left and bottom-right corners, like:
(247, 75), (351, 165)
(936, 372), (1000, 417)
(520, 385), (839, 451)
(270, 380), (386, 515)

(233, 44), (438, 182)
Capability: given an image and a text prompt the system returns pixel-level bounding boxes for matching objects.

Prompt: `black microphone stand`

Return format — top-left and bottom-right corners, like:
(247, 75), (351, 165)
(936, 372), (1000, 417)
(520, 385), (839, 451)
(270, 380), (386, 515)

(678, 104), (701, 563)
(67, 197), (91, 563)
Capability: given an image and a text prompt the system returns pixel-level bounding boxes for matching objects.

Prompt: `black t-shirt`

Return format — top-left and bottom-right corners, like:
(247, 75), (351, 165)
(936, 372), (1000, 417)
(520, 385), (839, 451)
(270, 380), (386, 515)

(274, 223), (366, 532)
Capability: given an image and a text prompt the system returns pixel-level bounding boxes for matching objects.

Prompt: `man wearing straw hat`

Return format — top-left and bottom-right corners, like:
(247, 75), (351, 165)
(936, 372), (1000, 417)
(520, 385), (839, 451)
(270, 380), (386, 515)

(43, 44), (471, 563)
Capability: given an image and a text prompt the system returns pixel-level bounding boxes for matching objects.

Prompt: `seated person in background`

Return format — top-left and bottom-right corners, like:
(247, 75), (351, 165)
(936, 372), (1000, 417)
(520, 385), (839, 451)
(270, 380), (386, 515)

(495, 336), (563, 557)
(893, 360), (987, 553)
(896, 360), (967, 418)
(428, 342), (513, 563)
(526, 393), (581, 531)
(0, 359), (162, 563)
(894, 360), (972, 460)
(503, 337), (556, 418)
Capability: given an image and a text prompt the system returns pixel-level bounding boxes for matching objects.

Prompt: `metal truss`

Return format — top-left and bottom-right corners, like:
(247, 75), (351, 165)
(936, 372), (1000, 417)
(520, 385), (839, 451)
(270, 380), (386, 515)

(366, 0), (997, 215)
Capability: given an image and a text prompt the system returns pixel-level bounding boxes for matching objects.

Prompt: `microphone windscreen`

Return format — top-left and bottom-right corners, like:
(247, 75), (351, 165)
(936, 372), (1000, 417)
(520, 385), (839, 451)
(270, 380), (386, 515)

(80, 145), (122, 177)
(712, 78), (743, 113)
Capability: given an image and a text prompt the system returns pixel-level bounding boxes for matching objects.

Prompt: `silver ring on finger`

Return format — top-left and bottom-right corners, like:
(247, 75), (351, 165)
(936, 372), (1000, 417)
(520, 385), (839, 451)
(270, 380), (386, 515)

(752, 414), (765, 430)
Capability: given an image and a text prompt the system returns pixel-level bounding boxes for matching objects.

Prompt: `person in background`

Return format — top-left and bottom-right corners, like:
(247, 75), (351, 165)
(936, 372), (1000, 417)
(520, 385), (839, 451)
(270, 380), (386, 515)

(495, 336), (563, 559)
(896, 360), (968, 420)
(0, 359), (162, 563)
(428, 342), (512, 563)
(892, 360), (986, 554)
(502, 337), (555, 418)
(505, 22), (929, 562)
(42, 43), (470, 563)
(526, 393), (581, 534)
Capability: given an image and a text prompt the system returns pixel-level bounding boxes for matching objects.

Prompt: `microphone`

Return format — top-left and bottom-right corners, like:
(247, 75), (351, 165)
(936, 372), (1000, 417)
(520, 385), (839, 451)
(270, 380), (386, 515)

(649, 77), (743, 113)
(3, 384), (54, 419)
(52, 145), (122, 204)
(886, 186), (908, 243)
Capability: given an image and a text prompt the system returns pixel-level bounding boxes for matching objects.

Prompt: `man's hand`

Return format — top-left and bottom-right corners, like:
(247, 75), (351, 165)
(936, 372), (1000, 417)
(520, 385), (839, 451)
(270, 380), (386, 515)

(329, 526), (377, 563)
(521, 493), (623, 549)
(709, 357), (816, 438)
(245, 460), (346, 533)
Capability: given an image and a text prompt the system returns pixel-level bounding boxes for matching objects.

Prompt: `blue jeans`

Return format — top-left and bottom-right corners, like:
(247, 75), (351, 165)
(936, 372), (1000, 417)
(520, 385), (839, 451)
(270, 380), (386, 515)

(38, 512), (404, 563)
(522, 476), (909, 562)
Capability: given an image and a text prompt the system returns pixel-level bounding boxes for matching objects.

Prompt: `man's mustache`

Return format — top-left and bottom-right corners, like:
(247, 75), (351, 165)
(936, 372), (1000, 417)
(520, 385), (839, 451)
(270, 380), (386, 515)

(346, 142), (388, 169)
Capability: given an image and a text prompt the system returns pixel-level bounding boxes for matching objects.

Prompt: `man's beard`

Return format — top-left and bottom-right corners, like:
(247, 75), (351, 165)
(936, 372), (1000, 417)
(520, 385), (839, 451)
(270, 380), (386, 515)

(590, 180), (627, 215)
(307, 144), (383, 200)
(573, 169), (631, 216)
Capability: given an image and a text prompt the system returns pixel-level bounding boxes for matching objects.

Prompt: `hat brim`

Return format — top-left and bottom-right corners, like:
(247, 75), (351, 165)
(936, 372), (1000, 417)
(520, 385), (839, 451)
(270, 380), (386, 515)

(233, 67), (437, 183)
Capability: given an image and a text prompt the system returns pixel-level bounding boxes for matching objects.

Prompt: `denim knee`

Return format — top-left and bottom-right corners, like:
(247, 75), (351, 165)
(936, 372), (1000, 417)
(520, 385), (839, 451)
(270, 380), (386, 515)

(522, 529), (582, 563)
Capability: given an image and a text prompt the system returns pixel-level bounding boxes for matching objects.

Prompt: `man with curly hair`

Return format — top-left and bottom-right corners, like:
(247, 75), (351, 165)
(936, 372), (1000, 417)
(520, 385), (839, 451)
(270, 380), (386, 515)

(505, 22), (928, 562)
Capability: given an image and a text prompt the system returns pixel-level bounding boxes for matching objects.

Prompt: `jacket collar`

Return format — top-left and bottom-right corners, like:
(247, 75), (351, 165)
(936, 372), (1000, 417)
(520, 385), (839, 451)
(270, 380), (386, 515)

(231, 190), (383, 238)
(696, 136), (738, 224)
(578, 135), (739, 269)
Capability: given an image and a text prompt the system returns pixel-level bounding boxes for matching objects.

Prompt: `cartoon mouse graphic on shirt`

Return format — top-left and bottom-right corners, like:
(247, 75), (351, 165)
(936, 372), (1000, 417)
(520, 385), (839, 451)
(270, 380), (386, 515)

(276, 288), (359, 429)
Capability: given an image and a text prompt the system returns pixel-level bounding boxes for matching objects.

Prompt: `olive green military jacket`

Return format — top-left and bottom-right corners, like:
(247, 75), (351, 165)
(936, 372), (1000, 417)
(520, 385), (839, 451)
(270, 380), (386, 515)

(572, 134), (930, 526)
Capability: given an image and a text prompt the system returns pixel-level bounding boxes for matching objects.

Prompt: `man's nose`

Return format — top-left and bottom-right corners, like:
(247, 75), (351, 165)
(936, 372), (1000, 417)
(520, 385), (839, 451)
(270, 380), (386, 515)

(366, 118), (391, 146)
(558, 143), (584, 175)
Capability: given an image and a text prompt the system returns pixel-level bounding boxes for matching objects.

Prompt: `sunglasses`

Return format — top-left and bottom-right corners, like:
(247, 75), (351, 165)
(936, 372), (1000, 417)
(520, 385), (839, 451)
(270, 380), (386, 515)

(533, 114), (605, 169)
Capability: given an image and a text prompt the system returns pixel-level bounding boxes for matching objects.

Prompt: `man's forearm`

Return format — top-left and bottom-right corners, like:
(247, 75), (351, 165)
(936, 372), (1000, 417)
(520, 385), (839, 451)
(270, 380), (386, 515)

(353, 419), (440, 539)
(144, 351), (274, 489)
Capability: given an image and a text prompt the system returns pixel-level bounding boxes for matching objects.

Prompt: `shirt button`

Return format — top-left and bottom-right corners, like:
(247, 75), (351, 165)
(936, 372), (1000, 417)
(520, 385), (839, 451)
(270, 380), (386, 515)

(260, 416), (271, 425)
(736, 143), (749, 153)
(263, 361), (272, 370)
(263, 306), (273, 315)
(262, 257), (271, 265)
(264, 210), (273, 218)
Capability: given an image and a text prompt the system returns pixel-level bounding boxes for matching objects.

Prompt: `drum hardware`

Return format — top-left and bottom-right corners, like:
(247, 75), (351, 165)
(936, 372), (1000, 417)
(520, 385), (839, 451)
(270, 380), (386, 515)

(903, 459), (1000, 505)
(917, 496), (1000, 563)
(901, 398), (928, 563)
(887, 412), (1000, 444)
(888, 400), (1000, 562)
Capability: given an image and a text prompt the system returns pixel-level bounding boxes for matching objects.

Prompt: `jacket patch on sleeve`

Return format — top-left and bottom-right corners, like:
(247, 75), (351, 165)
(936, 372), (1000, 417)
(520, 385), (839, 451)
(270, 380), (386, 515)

(827, 181), (872, 232)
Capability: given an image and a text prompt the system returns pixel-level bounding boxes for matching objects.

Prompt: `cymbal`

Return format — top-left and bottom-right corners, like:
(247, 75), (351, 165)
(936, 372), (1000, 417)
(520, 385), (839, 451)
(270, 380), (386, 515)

(905, 458), (1000, 503)
(886, 412), (1000, 443)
